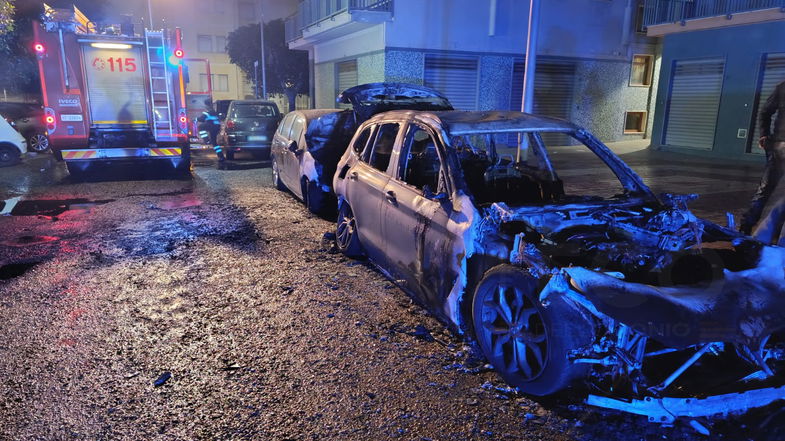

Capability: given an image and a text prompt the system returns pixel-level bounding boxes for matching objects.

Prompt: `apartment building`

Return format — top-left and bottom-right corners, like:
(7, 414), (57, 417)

(286, 0), (659, 144)
(645, 0), (785, 160)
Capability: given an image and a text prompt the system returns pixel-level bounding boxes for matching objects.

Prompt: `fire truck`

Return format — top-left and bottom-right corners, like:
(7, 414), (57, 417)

(33, 4), (191, 175)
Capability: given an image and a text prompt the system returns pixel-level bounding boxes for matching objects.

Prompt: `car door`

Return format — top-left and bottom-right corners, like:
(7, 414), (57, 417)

(272, 113), (294, 185)
(381, 122), (456, 309)
(345, 122), (402, 265)
(282, 114), (306, 195)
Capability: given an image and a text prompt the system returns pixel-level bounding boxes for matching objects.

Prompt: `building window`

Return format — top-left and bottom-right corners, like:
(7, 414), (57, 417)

(635, 4), (645, 34)
(624, 111), (647, 134)
(630, 54), (653, 87)
(238, 1), (257, 25)
(200, 74), (230, 92)
(197, 34), (213, 53)
(215, 36), (227, 53)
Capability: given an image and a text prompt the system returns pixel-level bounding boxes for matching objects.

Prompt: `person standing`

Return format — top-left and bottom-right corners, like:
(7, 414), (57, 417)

(198, 110), (224, 161)
(741, 79), (785, 245)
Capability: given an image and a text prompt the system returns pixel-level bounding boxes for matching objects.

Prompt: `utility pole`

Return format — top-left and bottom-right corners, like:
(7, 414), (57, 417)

(147, 0), (154, 28)
(254, 60), (259, 98)
(518, 0), (540, 162)
(259, 1), (268, 99)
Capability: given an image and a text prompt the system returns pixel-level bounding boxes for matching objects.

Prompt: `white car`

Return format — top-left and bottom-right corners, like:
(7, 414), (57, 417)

(0, 115), (27, 167)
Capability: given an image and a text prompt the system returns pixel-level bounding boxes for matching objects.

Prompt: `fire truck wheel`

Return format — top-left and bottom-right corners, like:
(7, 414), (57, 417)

(0, 144), (21, 167)
(65, 162), (86, 181)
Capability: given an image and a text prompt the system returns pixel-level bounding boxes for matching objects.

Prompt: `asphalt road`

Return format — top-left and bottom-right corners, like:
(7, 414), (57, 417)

(0, 149), (777, 441)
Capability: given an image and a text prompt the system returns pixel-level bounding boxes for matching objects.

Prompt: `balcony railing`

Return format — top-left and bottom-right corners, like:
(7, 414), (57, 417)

(643, 0), (785, 27)
(285, 0), (393, 42)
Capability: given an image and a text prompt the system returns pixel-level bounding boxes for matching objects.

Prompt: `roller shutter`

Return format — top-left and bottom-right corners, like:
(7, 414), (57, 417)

(336, 60), (358, 109)
(510, 60), (576, 146)
(750, 53), (785, 154)
(424, 55), (478, 111)
(664, 58), (725, 150)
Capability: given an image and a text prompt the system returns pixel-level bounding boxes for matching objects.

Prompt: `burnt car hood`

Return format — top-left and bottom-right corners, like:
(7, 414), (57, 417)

(489, 201), (785, 349)
(336, 82), (454, 121)
(564, 250), (785, 349)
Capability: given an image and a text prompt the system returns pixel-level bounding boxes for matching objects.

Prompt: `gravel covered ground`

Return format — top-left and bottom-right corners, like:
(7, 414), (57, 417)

(0, 149), (780, 440)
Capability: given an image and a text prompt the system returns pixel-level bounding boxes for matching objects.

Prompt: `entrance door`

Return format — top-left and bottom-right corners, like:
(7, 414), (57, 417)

(336, 60), (358, 109)
(511, 60), (576, 146)
(664, 58), (725, 150)
(424, 55), (479, 111)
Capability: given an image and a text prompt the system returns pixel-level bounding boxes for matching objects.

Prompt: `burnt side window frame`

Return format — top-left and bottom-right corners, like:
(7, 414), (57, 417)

(355, 125), (377, 161)
(394, 121), (446, 195)
(365, 122), (401, 175)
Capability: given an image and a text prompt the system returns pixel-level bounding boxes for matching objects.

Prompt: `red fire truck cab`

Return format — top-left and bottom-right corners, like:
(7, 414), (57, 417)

(33, 4), (191, 175)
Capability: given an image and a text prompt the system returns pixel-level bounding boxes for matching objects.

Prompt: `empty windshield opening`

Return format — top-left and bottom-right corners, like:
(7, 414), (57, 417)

(451, 131), (628, 207)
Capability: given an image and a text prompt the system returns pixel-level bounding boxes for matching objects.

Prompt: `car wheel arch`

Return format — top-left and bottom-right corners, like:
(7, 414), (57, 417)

(459, 254), (508, 335)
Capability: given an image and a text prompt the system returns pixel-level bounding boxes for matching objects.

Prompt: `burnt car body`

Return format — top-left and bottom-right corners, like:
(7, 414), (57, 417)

(271, 83), (453, 215)
(271, 109), (344, 215)
(216, 100), (281, 160)
(333, 110), (785, 430)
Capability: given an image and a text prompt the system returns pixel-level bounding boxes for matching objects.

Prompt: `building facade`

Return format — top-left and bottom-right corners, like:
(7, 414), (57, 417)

(108, 0), (297, 102)
(645, 0), (785, 160)
(286, 0), (659, 144)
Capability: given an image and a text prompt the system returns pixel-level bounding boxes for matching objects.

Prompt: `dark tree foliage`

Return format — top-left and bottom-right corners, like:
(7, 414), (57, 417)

(0, 0), (109, 97)
(227, 19), (308, 111)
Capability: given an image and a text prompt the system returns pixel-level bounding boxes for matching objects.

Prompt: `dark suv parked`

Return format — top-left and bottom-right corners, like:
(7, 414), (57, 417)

(216, 100), (281, 160)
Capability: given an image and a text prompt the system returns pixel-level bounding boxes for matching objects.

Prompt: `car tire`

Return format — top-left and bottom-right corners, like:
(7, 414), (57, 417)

(0, 143), (21, 167)
(305, 179), (327, 216)
(27, 133), (49, 153)
(472, 265), (594, 396)
(226, 150), (235, 160)
(65, 162), (86, 181)
(336, 201), (364, 258)
(272, 156), (287, 191)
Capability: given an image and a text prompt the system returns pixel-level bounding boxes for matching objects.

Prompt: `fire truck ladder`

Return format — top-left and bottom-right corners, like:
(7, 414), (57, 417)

(144, 30), (174, 141)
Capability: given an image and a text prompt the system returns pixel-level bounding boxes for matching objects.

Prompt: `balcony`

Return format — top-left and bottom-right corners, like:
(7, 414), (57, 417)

(285, 0), (393, 46)
(643, 0), (785, 36)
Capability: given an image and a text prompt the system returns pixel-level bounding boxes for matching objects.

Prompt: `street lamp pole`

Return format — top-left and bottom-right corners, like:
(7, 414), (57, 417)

(254, 60), (259, 99)
(518, 0), (540, 162)
(259, 1), (268, 98)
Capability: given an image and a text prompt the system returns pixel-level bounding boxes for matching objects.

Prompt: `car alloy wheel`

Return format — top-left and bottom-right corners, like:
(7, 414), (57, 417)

(478, 281), (548, 381)
(472, 265), (593, 396)
(336, 202), (363, 257)
(29, 133), (49, 152)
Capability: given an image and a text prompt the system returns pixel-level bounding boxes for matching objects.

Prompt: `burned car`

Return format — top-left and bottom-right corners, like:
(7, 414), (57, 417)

(271, 83), (453, 215)
(332, 110), (785, 431)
